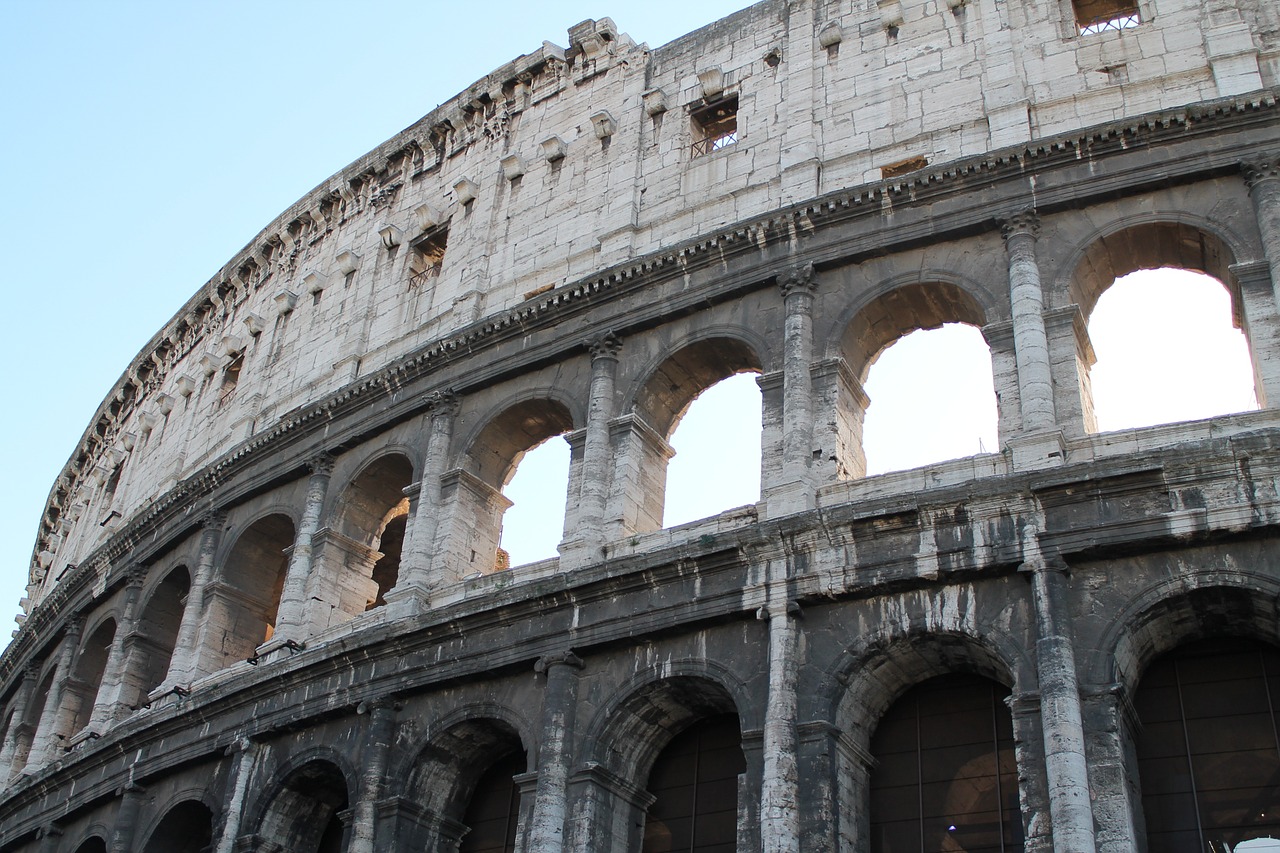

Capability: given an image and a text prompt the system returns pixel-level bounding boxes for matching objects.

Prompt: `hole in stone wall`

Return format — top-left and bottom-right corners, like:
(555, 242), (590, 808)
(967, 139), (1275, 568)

(1087, 269), (1257, 432)
(663, 373), (762, 527)
(862, 324), (997, 476)
(498, 436), (571, 567)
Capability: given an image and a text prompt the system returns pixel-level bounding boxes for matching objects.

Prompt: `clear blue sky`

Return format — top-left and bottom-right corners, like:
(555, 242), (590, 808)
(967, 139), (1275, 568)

(0, 2), (1256, 635)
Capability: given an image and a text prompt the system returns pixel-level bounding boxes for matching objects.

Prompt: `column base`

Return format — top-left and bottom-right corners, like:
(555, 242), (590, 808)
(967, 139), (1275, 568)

(1007, 430), (1068, 472)
(253, 635), (308, 666)
(763, 479), (816, 520)
(382, 582), (434, 618)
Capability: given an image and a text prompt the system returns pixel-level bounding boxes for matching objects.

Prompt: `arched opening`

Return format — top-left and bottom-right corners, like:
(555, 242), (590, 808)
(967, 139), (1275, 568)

(633, 338), (763, 532)
(839, 283), (994, 477)
(73, 838), (107, 853)
(12, 670), (55, 771)
(497, 436), (571, 566)
(142, 800), (215, 853)
(868, 673), (1023, 853)
(256, 759), (350, 853)
(461, 399), (575, 572)
(66, 618), (117, 735)
(862, 326), (998, 475)
(213, 514), (295, 667)
(331, 453), (415, 613)
(1133, 638), (1280, 853)
(1070, 222), (1260, 432)
(641, 712), (746, 853)
(132, 566), (190, 700)
(1087, 269), (1257, 431)
(404, 718), (528, 851)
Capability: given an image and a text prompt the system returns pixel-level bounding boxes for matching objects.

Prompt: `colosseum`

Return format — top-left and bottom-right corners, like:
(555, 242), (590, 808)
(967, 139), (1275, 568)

(3, 1), (1280, 851)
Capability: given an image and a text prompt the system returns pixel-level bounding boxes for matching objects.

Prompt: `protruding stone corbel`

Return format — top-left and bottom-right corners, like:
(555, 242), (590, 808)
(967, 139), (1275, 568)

(642, 88), (668, 116)
(413, 204), (444, 233)
(500, 154), (526, 181)
(453, 177), (479, 204)
(335, 249), (361, 275)
(218, 335), (245, 357)
(302, 272), (327, 296)
(378, 224), (404, 249)
(199, 353), (228, 377)
(698, 68), (725, 98)
(155, 392), (175, 414)
(818, 21), (843, 48)
(540, 136), (567, 162)
(589, 110), (616, 139)
(242, 313), (266, 336)
(274, 290), (299, 316)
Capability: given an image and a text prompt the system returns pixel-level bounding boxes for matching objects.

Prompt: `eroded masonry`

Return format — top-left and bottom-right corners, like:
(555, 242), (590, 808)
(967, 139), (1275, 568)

(3, 0), (1280, 851)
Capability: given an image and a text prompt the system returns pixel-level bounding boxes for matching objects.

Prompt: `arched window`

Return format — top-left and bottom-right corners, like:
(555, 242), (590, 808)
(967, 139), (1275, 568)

(663, 373), (762, 527)
(67, 619), (117, 735)
(862, 325), (997, 475)
(1134, 639), (1280, 853)
(331, 453), (414, 612)
(1087, 269), (1256, 431)
(642, 713), (746, 853)
(869, 674), (1022, 853)
(256, 759), (349, 853)
(498, 435), (571, 566)
(214, 514), (295, 665)
(133, 566), (190, 699)
(460, 750), (526, 853)
(142, 800), (215, 853)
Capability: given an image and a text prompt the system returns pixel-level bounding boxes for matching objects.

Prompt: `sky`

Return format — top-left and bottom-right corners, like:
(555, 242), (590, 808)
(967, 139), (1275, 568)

(0, 3), (1259, 632)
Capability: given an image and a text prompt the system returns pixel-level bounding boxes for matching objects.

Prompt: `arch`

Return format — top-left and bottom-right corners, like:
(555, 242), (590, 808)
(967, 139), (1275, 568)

(405, 716), (529, 819)
(328, 451), (415, 611)
(65, 617), (117, 736)
(630, 334), (765, 441)
(253, 756), (352, 853)
(70, 836), (107, 853)
(211, 513), (296, 665)
(462, 396), (577, 490)
(140, 798), (216, 853)
(130, 565), (190, 701)
(1059, 216), (1245, 321)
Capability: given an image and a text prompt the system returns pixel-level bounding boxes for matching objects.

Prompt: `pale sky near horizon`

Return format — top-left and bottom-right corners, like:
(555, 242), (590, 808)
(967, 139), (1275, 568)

(0, 3), (1259, 635)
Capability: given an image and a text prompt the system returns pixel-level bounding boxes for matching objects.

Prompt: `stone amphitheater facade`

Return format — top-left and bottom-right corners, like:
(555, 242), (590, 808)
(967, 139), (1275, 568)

(4, 1), (1280, 851)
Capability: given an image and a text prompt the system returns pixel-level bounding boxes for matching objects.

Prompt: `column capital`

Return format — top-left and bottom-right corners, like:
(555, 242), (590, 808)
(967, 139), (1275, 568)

(124, 563), (149, 589)
(1242, 156), (1280, 190)
(357, 695), (402, 715)
(1000, 209), (1040, 241)
(586, 330), (622, 361)
(307, 452), (335, 476)
(199, 509), (227, 531)
(63, 614), (86, 637)
(427, 388), (460, 418)
(777, 262), (816, 300)
(534, 650), (583, 674)
(22, 662), (42, 682)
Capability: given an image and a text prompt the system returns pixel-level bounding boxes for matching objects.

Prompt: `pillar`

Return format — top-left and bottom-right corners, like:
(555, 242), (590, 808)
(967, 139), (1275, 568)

(1003, 212), (1057, 432)
(809, 357), (868, 482)
(25, 616), (84, 770)
(0, 666), (38, 779)
(1231, 260), (1280, 408)
(760, 571), (800, 853)
(165, 510), (225, 686)
(91, 565), (148, 727)
(1008, 692), (1054, 853)
(393, 390), (459, 601)
(980, 319), (1023, 449)
(349, 698), (397, 853)
(562, 332), (621, 568)
(1082, 684), (1140, 853)
(1026, 559), (1096, 853)
(213, 738), (257, 853)
(109, 781), (146, 853)
(528, 650), (583, 853)
(602, 413), (675, 541)
(1244, 157), (1280, 305)
(37, 825), (63, 853)
(1044, 306), (1098, 438)
(270, 452), (334, 644)
(768, 263), (818, 516)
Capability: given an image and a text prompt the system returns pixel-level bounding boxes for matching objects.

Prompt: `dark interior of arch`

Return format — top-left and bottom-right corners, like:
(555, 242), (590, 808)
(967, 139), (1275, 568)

(1070, 222), (1236, 320)
(468, 399), (575, 488)
(219, 513), (295, 654)
(368, 513), (406, 610)
(72, 838), (107, 853)
(869, 673), (1023, 853)
(69, 619), (117, 734)
(333, 453), (414, 547)
(136, 566), (190, 696)
(459, 749), (529, 853)
(600, 676), (740, 781)
(642, 712), (746, 853)
(839, 283), (988, 384)
(410, 718), (526, 820)
(634, 338), (763, 440)
(256, 759), (349, 853)
(142, 799), (215, 853)
(1134, 638), (1280, 853)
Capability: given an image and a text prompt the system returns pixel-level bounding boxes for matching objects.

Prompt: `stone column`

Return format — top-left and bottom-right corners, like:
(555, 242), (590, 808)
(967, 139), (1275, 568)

(1009, 692), (1054, 853)
(1003, 212), (1057, 433)
(769, 263), (818, 516)
(1044, 306), (1098, 438)
(603, 414), (675, 541)
(270, 452), (334, 645)
(809, 357), (868, 482)
(90, 565), (148, 727)
(349, 698), (397, 853)
(213, 738), (257, 853)
(760, 573), (800, 853)
(37, 825), (63, 853)
(26, 616), (84, 770)
(165, 510), (225, 686)
(1025, 559), (1096, 853)
(1082, 684), (1139, 853)
(528, 651), (583, 853)
(393, 391), (459, 600)
(1231, 260), (1280, 407)
(0, 666), (38, 779)
(562, 332), (621, 568)
(980, 320), (1023, 449)
(109, 780), (146, 853)
(1244, 158), (1280, 301)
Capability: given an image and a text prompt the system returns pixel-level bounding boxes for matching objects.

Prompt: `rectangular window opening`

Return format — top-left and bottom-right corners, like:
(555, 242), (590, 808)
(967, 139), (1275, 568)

(409, 224), (449, 288)
(1074, 0), (1140, 34)
(691, 95), (738, 158)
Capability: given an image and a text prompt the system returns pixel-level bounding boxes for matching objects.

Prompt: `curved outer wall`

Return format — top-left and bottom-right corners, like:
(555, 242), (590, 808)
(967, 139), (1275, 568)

(2, 0), (1280, 852)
